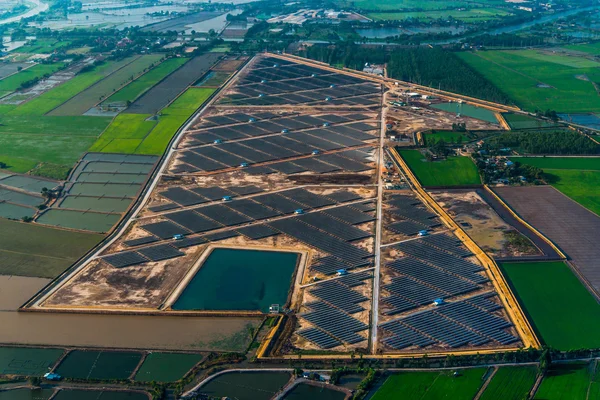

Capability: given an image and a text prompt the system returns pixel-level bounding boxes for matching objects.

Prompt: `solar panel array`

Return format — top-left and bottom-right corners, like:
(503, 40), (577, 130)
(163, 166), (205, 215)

(380, 294), (518, 350)
(102, 243), (184, 268)
(385, 194), (442, 236)
(298, 271), (372, 348)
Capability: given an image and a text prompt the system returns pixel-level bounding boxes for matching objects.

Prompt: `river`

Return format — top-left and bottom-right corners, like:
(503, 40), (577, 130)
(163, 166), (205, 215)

(0, 0), (49, 25)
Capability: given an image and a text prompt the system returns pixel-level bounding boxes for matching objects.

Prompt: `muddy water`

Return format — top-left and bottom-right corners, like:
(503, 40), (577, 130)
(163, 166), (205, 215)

(0, 276), (50, 311)
(0, 312), (260, 351)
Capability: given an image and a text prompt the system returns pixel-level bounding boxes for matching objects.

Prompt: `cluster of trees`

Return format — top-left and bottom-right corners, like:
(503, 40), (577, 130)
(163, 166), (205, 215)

(465, 33), (547, 47)
(387, 47), (512, 104)
(301, 41), (387, 70)
(487, 130), (599, 154)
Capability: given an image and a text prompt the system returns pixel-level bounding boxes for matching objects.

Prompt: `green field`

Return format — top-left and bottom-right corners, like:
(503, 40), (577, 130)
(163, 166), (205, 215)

(335, 0), (506, 11)
(16, 39), (72, 54)
(0, 218), (102, 278)
(134, 353), (202, 382)
(49, 54), (163, 116)
(371, 368), (488, 400)
(510, 157), (600, 170)
(459, 50), (600, 113)
(56, 350), (142, 380)
(423, 131), (471, 146)
(480, 366), (537, 400)
(0, 346), (64, 375)
(399, 149), (481, 187)
(501, 261), (600, 350)
(0, 63), (65, 93)
(7, 57), (139, 116)
(104, 57), (188, 104)
(563, 42), (600, 55)
(89, 114), (157, 153)
(511, 157), (600, 214)
(535, 362), (594, 400)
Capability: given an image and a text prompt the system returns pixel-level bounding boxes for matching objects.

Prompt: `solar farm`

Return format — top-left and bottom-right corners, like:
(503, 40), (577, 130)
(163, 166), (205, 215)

(25, 54), (531, 358)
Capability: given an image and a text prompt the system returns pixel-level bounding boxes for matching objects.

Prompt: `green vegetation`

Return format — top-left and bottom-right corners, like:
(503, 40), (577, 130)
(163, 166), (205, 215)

(56, 350), (142, 380)
(369, 8), (511, 22)
(487, 130), (599, 155)
(134, 353), (202, 382)
(424, 130), (469, 146)
(480, 366), (537, 400)
(513, 157), (600, 214)
(16, 39), (72, 54)
(7, 57), (138, 116)
(49, 54), (163, 116)
(0, 218), (102, 278)
(0, 63), (65, 93)
(371, 368), (487, 400)
(89, 114), (157, 153)
(388, 48), (510, 104)
(544, 169), (600, 215)
(199, 371), (291, 400)
(534, 362), (593, 399)
(104, 57), (188, 104)
(135, 87), (215, 155)
(0, 346), (64, 375)
(399, 149), (481, 187)
(459, 50), (600, 113)
(501, 261), (600, 350)
(510, 157), (600, 170)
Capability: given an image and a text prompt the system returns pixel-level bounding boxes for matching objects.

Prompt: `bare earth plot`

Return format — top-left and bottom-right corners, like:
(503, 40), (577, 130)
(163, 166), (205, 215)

(126, 54), (222, 115)
(495, 186), (600, 296)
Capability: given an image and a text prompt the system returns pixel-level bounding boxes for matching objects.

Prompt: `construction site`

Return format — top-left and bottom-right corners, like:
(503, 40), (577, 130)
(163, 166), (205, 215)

(21, 53), (543, 360)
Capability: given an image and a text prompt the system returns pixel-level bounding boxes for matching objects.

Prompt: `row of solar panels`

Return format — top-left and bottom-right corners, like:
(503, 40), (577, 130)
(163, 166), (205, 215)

(381, 293), (518, 350)
(298, 271), (372, 349)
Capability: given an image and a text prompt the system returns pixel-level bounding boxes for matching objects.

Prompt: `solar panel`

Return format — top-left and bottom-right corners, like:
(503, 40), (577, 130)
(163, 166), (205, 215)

(309, 280), (367, 314)
(236, 224), (280, 240)
(103, 251), (149, 268)
(190, 186), (235, 201)
(279, 188), (335, 208)
(225, 199), (281, 220)
(172, 236), (208, 249)
(159, 187), (207, 206)
(124, 236), (159, 247)
(164, 210), (222, 233)
(228, 185), (264, 196)
(325, 206), (375, 225)
(325, 190), (362, 203)
(297, 328), (342, 349)
(148, 203), (178, 212)
(252, 193), (304, 214)
(316, 154), (370, 172)
(387, 220), (429, 236)
(141, 221), (191, 239)
(268, 161), (307, 174)
(196, 204), (252, 226)
(300, 301), (367, 344)
(203, 230), (240, 242)
(137, 244), (185, 262)
(292, 158), (340, 173)
(298, 212), (371, 241)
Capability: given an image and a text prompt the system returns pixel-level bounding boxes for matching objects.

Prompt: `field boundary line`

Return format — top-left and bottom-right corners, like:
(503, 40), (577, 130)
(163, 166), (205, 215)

(40, 55), (142, 117)
(474, 366), (497, 400)
(485, 185), (567, 259)
(389, 147), (541, 350)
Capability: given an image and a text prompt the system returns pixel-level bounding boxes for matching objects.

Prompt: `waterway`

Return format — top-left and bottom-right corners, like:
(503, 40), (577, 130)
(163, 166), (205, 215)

(356, 26), (466, 39)
(172, 248), (299, 312)
(0, 0), (49, 26)
(559, 113), (600, 130)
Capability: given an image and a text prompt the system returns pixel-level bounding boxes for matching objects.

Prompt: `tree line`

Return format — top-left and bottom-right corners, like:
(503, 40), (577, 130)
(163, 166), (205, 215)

(487, 130), (599, 155)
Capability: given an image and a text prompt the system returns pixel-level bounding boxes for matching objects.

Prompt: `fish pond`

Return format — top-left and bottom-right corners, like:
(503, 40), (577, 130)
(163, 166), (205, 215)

(431, 102), (498, 124)
(284, 383), (347, 400)
(173, 248), (299, 312)
(199, 371), (291, 400)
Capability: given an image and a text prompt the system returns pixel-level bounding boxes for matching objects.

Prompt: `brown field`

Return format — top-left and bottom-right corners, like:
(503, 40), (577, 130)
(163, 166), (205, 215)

(495, 185), (600, 296)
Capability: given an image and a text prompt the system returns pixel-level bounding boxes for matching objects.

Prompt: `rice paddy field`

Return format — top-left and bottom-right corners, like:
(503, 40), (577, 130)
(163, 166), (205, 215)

(56, 350), (142, 380)
(370, 368), (488, 400)
(368, 8), (511, 22)
(479, 366), (537, 400)
(0, 63), (65, 93)
(534, 362), (597, 400)
(398, 149), (481, 187)
(103, 57), (188, 105)
(0, 218), (102, 278)
(199, 371), (291, 400)
(458, 50), (600, 113)
(510, 157), (600, 215)
(36, 209), (121, 233)
(134, 352), (202, 382)
(15, 39), (72, 54)
(0, 346), (63, 375)
(501, 261), (600, 350)
(423, 130), (470, 146)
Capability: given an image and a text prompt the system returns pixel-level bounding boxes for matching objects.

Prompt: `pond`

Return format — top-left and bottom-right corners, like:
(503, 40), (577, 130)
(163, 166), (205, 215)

(199, 371), (291, 400)
(172, 248), (299, 312)
(284, 383), (347, 400)
(431, 102), (499, 124)
(559, 113), (600, 130)
(356, 26), (465, 39)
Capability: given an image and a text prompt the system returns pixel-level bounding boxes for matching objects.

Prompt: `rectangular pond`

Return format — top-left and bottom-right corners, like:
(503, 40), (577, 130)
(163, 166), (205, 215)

(172, 248), (299, 312)
(199, 371), (291, 400)
(431, 102), (499, 124)
(56, 350), (142, 380)
(284, 383), (346, 400)
(36, 209), (121, 232)
(58, 195), (131, 213)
